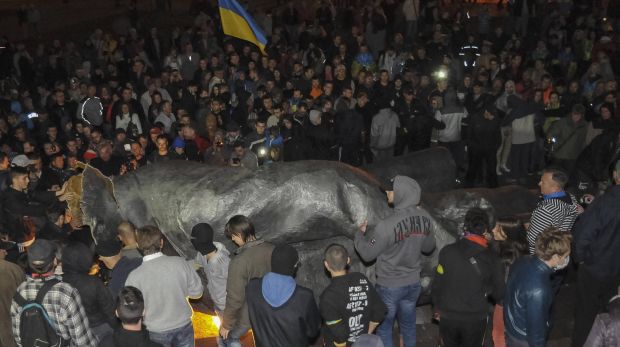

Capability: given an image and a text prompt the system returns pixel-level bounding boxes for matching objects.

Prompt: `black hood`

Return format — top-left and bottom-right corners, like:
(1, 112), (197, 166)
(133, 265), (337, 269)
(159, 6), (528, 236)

(62, 241), (94, 274)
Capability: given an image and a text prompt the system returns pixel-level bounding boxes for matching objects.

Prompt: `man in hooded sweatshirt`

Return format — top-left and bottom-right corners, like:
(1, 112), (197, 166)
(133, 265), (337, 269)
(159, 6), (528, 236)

(435, 89), (468, 174)
(190, 223), (231, 347)
(370, 99), (400, 162)
(354, 175), (437, 347)
(246, 244), (322, 347)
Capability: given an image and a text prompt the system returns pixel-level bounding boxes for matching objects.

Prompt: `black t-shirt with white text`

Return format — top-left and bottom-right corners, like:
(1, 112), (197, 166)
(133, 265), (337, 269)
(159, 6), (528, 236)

(319, 272), (387, 346)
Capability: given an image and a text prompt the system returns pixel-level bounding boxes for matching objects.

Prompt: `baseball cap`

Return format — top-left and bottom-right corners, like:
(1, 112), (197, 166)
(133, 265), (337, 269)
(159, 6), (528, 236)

(27, 239), (57, 269)
(11, 154), (35, 168)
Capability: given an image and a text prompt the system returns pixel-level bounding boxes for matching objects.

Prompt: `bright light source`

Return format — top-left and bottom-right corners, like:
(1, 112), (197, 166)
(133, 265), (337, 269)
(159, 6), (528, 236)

(192, 311), (221, 339)
(258, 148), (267, 157)
(436, 70), (447, 79)
(212, 315), (221, 328)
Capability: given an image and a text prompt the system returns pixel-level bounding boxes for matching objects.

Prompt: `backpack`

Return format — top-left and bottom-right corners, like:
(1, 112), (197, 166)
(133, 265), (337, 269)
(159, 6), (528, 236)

(13, 279), (68, 347)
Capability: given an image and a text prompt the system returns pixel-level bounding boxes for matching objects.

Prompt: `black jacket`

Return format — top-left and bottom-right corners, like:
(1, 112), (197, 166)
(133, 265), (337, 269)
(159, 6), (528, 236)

(305, 123), (334, 160)
(573, 185), (620, 281)
(99, 327), (163, 347)
(394, 98), (445, 151)
(432, 236), (505, 321)
(467, 112), (502, 152)
(61, 242), (116, 328)
(1, 187), (56, 242)
(246, 274), (321, 347)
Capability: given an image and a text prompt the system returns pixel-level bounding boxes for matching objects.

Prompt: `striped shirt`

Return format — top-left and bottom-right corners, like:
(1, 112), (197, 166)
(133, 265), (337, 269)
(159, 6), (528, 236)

(11, 275), (97, 347)
(527, 194), (579, 254)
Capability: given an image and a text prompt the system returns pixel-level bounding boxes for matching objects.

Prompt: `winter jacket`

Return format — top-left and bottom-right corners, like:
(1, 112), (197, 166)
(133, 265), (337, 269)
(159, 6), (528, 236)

(370, 108), (400, 150)
(222, 239), (274, 331)
(394, 98), (444, 150)
(547, 116), (588, 160)
(432, 235), (505, 321)
(335, 109), (364, 147)
(468, 112), (502, 151)
(246, 273), (321, 347)
(194, 242), (230, 312)
(504, 256), (554, 347)
(355, 176), (436, 287)
(584, 295), (620, 347)
(61, 242), (116, 329)
(574, 130), (618, 182)
(435, 92), (468, 142)
(573, 185), (620, 281)
(305, 123), (334, 160)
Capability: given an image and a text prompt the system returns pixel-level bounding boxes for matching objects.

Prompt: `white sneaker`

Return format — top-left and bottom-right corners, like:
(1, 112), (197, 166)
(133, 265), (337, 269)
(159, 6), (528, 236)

(496, 167), (503, 176)
(501, 165), (511, 173)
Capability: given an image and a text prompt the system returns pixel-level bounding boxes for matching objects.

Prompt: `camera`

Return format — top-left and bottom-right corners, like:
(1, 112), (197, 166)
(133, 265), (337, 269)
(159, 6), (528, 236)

(27, 112), (38, 119)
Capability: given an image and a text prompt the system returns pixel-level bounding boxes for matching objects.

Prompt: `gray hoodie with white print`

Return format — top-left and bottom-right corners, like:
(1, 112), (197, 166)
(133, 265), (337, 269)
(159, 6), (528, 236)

(354, 176), (437, 287)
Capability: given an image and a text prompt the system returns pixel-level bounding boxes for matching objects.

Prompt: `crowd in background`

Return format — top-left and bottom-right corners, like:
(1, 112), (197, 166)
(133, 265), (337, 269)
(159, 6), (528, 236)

(1, 0), (620, 346)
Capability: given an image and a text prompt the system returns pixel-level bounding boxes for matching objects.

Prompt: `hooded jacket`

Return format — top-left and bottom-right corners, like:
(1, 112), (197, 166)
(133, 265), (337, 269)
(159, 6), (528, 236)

(354, 176), (437, 287)
(62, 242), (116, 329)
(194, 242), (230, 311)
(504, 95), (540, 144)
(246, 272), (322, 347)
(435, 91), (468, 142)
(370, 107), (401, 150)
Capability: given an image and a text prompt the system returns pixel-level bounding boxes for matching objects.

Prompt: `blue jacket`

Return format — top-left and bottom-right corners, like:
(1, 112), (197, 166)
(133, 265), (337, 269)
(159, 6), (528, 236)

(504, 256), (554, 347)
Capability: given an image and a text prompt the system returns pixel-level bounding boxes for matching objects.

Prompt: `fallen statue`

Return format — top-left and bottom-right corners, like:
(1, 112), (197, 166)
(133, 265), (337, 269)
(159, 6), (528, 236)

(67, 159), (537, 298)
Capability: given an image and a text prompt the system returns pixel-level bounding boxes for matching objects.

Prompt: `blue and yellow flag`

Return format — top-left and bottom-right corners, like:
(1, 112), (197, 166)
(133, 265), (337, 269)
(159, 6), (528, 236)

(218, 0), (267, 54)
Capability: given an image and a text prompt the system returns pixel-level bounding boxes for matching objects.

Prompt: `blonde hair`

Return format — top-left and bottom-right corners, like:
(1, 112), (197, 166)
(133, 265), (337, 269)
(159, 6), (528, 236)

(535, 227), (572, 261)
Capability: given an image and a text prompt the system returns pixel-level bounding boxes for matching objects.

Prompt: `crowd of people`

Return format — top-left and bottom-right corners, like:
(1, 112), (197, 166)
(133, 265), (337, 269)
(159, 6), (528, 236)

(1, 0), (620, 345)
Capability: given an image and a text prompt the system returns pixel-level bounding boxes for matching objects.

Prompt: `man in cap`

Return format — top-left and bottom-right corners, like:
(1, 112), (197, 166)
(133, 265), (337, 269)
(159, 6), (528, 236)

(96, 238), (142, 301)
(393, 86), (444, 155)
(354, 175), (437, 347)
(246, 244), (322, 347)
(11, 239), (97, 347)
(571, 159), (620, 346)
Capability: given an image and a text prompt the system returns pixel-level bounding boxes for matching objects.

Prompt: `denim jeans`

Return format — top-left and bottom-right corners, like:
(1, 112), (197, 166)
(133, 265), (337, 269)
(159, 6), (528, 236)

(149, 322), (194, 347)
(376, 282), (422, 347)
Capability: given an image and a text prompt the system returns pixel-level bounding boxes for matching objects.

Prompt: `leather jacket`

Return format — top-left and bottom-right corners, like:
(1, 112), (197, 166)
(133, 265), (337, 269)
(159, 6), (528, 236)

(504, 256), (554, 347)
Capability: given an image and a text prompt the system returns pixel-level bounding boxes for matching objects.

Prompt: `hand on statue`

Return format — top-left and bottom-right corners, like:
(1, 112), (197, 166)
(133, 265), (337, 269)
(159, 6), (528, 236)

(359, 220), (368, 234)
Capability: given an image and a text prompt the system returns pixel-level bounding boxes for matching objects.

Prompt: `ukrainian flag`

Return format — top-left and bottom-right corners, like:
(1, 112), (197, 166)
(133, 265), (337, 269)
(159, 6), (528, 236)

(218, 0), (268, 54)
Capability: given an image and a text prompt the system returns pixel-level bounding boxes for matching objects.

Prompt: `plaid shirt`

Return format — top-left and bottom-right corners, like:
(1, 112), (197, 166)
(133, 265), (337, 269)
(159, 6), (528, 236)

(10, 275), (97, 347)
